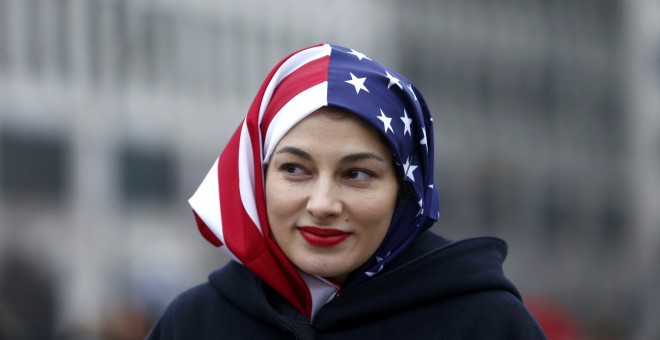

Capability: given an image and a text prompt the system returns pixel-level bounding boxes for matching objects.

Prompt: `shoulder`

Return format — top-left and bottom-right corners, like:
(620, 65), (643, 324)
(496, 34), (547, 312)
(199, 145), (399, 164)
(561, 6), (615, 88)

(147, 263), (255, 339)
(318, 231), (546, 338)
(444, 289), (547, 339)
(146, 262), (297, 340)
(410, 232), (545, 337)
(146, 282), (225, 339)
(166, 281), (225, 317)
(411, 232), (545, 338)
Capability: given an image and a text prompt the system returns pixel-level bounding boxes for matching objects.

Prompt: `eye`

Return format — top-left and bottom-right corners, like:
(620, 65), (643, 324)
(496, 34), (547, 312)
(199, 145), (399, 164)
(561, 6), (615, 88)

(345, 169), (373, 181)
(281, 163), (306, 175)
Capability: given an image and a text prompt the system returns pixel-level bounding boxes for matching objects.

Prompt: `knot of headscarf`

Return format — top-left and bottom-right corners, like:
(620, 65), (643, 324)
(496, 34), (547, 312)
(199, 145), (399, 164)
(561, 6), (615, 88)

(189, 43), (439, 319)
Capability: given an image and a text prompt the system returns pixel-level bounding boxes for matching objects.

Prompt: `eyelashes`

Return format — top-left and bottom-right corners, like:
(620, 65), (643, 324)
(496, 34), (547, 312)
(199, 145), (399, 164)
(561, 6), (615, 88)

(279, 163), (375, 182)
(282, 163), (306, 176)
(345, 169), (374, 181)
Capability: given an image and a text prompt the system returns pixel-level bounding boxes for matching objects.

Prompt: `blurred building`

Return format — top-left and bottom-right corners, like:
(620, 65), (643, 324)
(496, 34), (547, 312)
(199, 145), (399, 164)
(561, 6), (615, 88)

(0, 0), (397, 336)
(0, 0), (658, 338)
(626, 0), (660, 338)
(395, 0), (631, 337)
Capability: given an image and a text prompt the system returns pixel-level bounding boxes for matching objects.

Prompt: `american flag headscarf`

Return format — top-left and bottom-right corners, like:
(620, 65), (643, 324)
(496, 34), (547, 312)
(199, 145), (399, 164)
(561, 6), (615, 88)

(189, 43), (439, 319)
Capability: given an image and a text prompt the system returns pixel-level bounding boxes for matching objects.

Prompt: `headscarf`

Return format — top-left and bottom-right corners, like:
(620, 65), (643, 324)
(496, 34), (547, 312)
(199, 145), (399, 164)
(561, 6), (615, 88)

(189, 43), (439, 319)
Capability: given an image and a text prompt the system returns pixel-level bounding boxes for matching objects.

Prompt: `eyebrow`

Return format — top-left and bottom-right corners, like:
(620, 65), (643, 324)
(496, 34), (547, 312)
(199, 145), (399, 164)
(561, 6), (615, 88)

(275, 146), (386, 163)
(276, 146), (312, 160)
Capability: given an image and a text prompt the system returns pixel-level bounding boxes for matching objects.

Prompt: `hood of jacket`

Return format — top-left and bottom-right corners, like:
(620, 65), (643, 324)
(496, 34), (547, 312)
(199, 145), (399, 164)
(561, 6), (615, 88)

(209, 231), (521, 333)
(313, 231), (520, 329)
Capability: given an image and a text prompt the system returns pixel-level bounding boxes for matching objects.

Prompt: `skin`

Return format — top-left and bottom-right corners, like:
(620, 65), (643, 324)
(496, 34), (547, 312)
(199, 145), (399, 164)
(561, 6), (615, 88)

(265, 107), (399, 283)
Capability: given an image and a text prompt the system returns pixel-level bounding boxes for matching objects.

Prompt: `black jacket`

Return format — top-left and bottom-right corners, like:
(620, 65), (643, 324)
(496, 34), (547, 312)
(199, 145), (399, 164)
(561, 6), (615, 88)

(148, 231), (546, 339)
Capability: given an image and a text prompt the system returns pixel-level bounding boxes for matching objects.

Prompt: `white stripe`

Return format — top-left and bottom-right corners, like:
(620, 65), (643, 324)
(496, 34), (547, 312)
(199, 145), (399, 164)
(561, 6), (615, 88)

(189, 44), (332, 262)
(262, 82), (328, 163)
(298, 270), (339, 320)
(189, 158), (223, 242)
(188, 158), (243, 263)
(258, 44), (332, 122)
(237, 120), (262, 234)
(235, 44), (332, 235)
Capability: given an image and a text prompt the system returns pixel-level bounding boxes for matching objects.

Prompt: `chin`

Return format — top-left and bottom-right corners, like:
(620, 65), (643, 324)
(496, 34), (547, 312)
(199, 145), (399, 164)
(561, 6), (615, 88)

(297, 261), (350, 282)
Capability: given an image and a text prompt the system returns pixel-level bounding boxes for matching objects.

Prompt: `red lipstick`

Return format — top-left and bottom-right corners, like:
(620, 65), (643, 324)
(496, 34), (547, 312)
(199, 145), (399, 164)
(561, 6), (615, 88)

(299, 226), (351, 248)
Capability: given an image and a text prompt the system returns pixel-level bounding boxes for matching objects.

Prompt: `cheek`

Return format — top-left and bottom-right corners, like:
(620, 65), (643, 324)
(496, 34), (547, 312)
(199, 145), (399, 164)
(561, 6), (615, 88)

(265, 181), (289, 244)
(265, 182), (283, 217)
(265, 178), (300, 226)
(352, 190), (398, 225)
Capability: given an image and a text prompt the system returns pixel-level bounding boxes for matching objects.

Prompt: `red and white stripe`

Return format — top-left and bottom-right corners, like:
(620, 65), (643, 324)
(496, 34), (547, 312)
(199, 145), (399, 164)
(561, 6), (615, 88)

(189, 43), (337, 319)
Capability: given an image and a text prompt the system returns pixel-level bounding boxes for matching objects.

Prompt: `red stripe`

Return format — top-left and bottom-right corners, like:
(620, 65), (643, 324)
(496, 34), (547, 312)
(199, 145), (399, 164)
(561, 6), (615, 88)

(260, 56), (330, 136)
(218, 126), (258, 260)
(213, 45), (326, 317)
(218, 129), (311, 316)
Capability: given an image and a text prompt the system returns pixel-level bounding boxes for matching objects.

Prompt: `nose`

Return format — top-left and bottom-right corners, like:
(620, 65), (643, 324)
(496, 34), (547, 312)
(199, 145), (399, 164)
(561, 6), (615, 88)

(306, 178), (342, 219)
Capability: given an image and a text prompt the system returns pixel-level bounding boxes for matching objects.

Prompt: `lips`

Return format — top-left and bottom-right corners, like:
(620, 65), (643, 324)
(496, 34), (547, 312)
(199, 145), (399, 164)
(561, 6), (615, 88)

(298, 226), (351, 248)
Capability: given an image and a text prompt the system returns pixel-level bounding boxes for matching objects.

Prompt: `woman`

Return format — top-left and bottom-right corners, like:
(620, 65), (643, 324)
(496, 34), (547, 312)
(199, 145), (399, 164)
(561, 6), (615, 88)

(148, 44), (546, 339)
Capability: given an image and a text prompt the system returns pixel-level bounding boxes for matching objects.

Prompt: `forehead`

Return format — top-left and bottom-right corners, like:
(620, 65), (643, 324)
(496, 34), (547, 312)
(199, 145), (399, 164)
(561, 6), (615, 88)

(274, 110), (390, 156)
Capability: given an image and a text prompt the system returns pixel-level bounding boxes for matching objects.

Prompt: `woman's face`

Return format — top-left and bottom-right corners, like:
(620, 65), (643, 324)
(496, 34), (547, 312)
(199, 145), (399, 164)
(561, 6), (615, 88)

(265, 109), (399, 283)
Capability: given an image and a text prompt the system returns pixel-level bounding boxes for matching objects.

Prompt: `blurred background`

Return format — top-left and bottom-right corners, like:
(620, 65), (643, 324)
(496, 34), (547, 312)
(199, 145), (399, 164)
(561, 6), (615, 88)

(0, 0), (659, 339)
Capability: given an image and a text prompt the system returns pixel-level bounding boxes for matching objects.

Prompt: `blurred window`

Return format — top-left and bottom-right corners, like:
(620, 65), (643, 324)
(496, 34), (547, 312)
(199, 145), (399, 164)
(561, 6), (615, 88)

(600, 197), (626, 245)
(538, 58), (558, 120)
(119, 146), (177, 204)
(0, 130), (68, 201)
(208, 22), (223, 93)
(537, 182), (575, 237)
(54, 0), (72, 79)
(158, 12), (177, 88)
(178, 16), (198, 91)
(154, 9), (175, 88)
(230, 19), (247, 94)
(112, 0), (130, 85)
(139, 8), (159, 84)
(24, 0), (45, 76)
(0, 0), (8, 71)
(170, 16), (186, 89)
(477, 173), (500, 230)
(87, 0), (102, 83)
